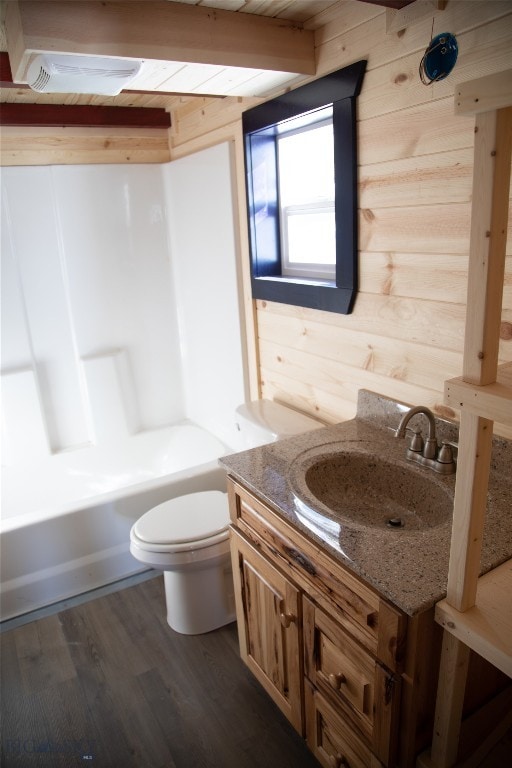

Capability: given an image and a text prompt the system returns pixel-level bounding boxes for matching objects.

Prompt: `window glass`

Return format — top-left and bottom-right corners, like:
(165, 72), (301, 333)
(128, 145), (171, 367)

(277, 113), (335, 279)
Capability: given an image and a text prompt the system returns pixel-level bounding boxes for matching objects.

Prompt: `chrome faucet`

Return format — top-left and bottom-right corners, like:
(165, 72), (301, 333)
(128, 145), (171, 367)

(395, 406), (456, 475)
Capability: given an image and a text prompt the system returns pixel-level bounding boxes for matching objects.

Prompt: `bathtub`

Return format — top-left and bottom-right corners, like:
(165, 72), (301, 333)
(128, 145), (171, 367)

(0, 424), (231, 622)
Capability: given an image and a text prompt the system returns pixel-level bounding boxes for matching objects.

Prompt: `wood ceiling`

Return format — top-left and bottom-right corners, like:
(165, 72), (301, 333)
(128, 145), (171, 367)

(0, 1), (415, 124)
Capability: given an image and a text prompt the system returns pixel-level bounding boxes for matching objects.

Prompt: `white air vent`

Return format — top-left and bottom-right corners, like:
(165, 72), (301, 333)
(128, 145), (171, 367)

(27, 54), (143, 96)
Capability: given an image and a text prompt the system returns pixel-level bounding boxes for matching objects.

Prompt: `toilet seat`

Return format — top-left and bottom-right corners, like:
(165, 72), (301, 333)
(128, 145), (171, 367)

(131, 490), (229, 554)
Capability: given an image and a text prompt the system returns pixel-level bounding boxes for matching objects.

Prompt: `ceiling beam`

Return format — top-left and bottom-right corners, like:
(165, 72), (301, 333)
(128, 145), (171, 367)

(0, 51), (223, 98)
(0, 102), (172, 128)
(6, 1), (316, 85)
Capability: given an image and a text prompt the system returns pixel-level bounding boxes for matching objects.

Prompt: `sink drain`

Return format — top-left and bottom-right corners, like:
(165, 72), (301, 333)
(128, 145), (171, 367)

(386, 517), (404, 529)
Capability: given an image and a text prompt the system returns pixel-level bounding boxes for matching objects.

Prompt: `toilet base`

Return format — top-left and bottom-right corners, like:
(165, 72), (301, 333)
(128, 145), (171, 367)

(163, 556), (236, 634)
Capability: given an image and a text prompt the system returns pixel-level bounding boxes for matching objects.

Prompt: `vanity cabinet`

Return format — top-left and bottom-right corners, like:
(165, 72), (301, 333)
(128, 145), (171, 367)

(227, 474), (510, 766)
(228, 477), (405, 768)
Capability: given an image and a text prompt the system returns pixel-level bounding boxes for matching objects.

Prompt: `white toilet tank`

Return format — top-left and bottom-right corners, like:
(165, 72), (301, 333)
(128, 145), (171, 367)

(234, 399), (322, 449)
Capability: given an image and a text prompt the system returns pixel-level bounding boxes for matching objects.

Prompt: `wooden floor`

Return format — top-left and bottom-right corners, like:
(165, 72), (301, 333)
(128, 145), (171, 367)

(1, 574), (510, 768)
(0, 574), (320, 768)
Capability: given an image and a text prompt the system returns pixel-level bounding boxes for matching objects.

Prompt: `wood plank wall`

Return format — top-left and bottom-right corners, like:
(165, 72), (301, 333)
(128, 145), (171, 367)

(2, 0), (511, 436)
(0, 125), (171, 164)
(169, 0), (512, 438)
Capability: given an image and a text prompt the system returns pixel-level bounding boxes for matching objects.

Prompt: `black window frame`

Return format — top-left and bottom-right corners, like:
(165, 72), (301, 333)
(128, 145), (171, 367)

(243, 60), (367, 315)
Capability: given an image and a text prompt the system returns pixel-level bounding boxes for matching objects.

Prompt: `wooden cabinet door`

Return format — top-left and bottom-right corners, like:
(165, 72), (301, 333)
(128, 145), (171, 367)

(230, 530), (303, 733)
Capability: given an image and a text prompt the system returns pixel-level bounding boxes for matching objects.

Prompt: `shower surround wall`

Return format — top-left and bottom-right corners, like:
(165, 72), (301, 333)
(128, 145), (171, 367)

(1, 141), (246, 511)
(2, 163), (180, 461)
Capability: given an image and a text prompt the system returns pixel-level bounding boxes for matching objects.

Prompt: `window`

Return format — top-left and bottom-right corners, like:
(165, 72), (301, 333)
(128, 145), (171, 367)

(243, 61), (366, 314)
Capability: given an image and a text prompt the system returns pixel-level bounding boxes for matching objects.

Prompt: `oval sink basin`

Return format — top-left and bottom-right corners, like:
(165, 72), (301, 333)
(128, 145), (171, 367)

(289, 447), (453, 532)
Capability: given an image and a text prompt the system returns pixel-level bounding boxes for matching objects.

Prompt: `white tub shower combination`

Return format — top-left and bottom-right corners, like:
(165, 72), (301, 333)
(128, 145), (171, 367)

(1, 143), (248, 622)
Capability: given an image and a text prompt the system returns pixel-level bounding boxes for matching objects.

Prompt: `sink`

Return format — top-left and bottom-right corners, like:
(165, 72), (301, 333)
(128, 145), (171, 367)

(289, 445), (453, 532)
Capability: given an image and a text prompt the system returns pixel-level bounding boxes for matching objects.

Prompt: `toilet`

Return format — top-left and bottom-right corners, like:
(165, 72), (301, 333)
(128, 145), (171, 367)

(129, 400), (321, 634)
(130, 490), (233, 635)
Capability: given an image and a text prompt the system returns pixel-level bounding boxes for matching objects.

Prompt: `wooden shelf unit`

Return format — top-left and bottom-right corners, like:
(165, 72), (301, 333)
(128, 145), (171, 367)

(426, 70), (512, 768)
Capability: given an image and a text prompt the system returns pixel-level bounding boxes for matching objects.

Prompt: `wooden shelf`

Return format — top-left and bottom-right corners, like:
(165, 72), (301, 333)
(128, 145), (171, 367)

(444, 362), (512, 426)
(435, 559), (512, 678)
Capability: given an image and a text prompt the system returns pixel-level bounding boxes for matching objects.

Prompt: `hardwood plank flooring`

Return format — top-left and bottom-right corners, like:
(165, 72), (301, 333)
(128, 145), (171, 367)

(1, 574), (510, 767)
(0, 575), (320, 768)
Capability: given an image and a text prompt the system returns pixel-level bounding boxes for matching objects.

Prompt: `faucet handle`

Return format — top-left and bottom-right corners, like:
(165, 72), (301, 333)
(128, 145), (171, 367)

(437, 440), (456, 465)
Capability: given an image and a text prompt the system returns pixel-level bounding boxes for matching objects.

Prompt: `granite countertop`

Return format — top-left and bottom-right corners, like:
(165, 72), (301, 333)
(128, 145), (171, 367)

(220, 391), (512, 616)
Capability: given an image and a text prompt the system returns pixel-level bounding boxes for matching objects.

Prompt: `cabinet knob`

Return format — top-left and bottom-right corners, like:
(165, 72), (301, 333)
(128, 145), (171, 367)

(279, 612), (296, 628)
(329, 753), (347, 768)
(328, 672), (347, 690)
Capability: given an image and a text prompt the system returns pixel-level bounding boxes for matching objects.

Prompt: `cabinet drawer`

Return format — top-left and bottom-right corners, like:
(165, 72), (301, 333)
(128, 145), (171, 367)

(305, 681), (382, 768)
(304, 597), (400, 766)
(228, 479), (406, 671)
(304, 597), (374, 738)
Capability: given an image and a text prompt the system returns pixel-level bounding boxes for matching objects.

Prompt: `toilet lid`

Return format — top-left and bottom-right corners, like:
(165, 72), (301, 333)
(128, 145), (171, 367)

(133, 491), (229, 545)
